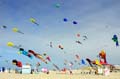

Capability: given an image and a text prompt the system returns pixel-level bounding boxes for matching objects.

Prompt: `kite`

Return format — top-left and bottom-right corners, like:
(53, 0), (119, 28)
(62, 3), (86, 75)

(86, 58), (93, 67)
(73, 21), (77, 24)
(86, 50), (107, 67)
(28, 50), (47, 64)
(50, 42), (53, 48)
(43, 53), (47, 56)
(2, 25), (7, 28)
(55, 3), (60, 8)
(7, 42), (14, 47)
(12, 59), (22, 67)
(7, 42), (21, 49)
(86, 50), (115, 73)
(0, 25), (7, 29)
(53, 63), (60, 71)
(99, 50), (107, 64)
(83, 35), (88, 40)
(95, 59), (102, 66)
(63, 18), (68, 22)
(46, 56), (51, 62)
(112, 34), (119, 46)
(12, 28), (24, 34)
(76, 40), (82, 44)
(58, 45), (64, 50)
(19, 48), (33, 59)
(30, 18), (39, 26)
(83, 36), (88, 39)
(77, 33), (80, 37)
(81, 59), (86, 65)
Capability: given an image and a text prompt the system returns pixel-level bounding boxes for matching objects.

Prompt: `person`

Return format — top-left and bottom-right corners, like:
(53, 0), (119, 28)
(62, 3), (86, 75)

(69, 68), (73, 75)
(2, 67), (5, 72)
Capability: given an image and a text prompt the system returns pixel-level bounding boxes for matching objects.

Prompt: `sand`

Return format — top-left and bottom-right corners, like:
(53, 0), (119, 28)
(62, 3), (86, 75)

(0, 70), (120, 79)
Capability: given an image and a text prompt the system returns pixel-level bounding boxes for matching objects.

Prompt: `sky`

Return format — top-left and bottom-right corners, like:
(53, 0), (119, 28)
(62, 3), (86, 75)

(0, 0), (120, 70)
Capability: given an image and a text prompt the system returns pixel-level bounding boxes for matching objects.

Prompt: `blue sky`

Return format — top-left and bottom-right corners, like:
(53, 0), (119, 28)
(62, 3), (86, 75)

(0, 0), (120, 69)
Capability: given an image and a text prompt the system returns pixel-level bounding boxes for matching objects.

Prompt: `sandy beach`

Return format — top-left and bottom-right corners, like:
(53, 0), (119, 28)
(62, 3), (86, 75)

(0, 70), (120, 79)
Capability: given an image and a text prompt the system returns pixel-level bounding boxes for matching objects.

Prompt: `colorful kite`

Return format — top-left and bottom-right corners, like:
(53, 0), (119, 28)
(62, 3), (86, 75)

(28, 50), (47, 64)
(99, 50), (107, 64)
(12, 28), (24, 34)
(19, 48), (33, 59)
(30, 18), (39, 26)
(46, 56), (51, 62)
(7, 42), (21, 49)
(95, 59), (102, 66)
(112, 34), (119, 46)
(12, 59), (22, 67)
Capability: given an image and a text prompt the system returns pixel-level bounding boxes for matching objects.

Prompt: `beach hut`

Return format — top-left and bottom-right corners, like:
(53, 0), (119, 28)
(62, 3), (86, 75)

(22, 65), (31, 74)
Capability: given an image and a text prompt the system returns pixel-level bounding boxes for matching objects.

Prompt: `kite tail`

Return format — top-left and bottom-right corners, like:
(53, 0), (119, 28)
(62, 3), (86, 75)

(13, 45), (21, 49)
(18, 31), (24, 34)
(34, 22), (39, 26)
